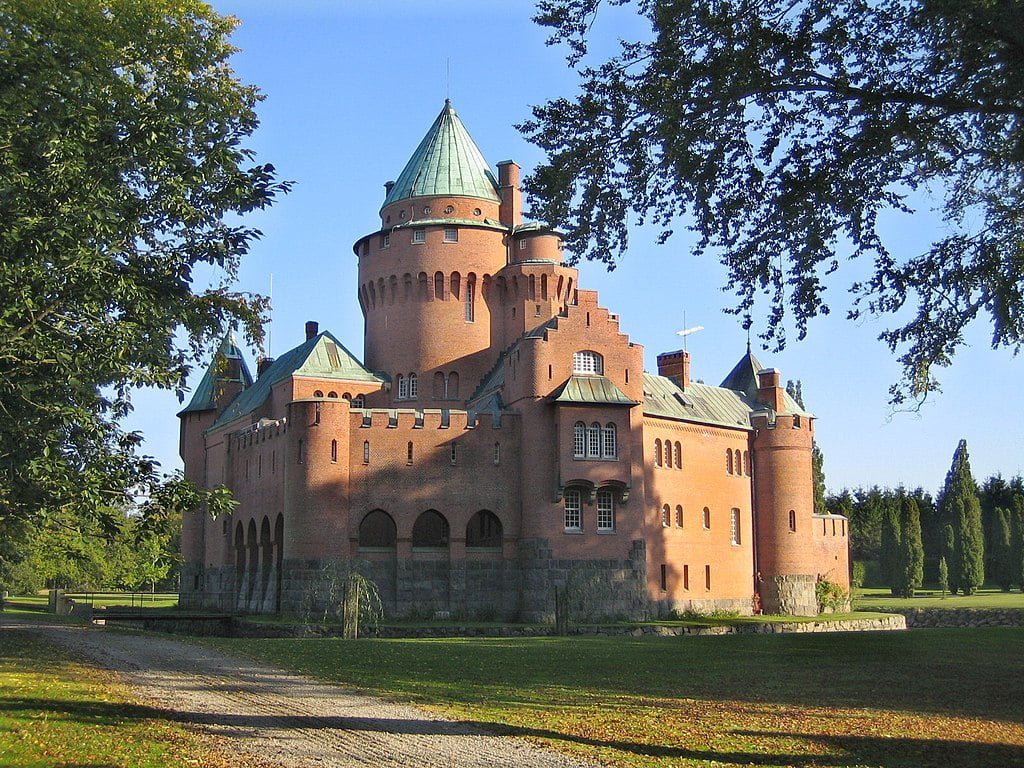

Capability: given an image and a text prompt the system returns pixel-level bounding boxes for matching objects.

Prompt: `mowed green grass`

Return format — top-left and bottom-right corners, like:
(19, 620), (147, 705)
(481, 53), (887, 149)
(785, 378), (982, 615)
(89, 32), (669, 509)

(0, 630), (235, 768)
(856, 586), (1024, 611)
(7, 592), (179, 610)
(207, 628), (1024, 768)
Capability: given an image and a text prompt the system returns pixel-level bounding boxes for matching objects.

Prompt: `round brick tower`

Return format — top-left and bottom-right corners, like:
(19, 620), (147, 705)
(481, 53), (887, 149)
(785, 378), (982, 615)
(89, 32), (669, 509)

(353, 101), (513, 408)
(750, 367), (819, 614)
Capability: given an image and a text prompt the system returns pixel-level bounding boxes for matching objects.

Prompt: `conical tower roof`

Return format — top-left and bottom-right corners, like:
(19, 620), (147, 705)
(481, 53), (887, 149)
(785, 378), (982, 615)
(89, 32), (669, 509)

(178, 332), (253, 415)
(381, 100), (500, 209)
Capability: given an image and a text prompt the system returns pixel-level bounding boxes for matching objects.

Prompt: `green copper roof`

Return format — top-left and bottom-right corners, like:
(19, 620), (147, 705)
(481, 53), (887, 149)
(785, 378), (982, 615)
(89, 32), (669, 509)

(643, 373), (755, 430)
(552, 375), (637, 406)
(211, 331), (384, 430)
(382, 100), (500, 209)
(718, 348), (810, 416)
(178, 333), (253, 416)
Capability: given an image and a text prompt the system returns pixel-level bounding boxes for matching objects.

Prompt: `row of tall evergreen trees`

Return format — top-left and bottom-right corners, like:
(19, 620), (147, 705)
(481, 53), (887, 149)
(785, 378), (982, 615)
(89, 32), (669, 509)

(828, 441), (1024, 596)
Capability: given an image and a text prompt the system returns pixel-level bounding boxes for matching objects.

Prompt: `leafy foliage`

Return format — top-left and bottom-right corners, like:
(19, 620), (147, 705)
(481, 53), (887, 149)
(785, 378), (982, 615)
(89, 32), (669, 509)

(0, 1), (287, 536)
(522, 0), (1024, 403)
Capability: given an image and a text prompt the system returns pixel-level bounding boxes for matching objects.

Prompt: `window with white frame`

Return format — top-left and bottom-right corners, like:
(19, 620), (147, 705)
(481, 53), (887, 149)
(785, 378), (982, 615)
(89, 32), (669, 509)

(573, 421), (586, 458)
(675, 505), (683, 527)
(602, 423), (617, 458)
(412, 228), (426, 244)
(444, 227), (458, 242)
(381, 233), (390, 249)
(408, 372), (418, 399)
(352, 395), (365, 408)
(662, 505), (671, 527)
(572, 350), (603, 375)
(397, 374), (407, 400)
(730, 508), (741, 545)
(564, 489), (582, 531)
(587, 422), (601, 458)
(597, 490), (615, 532)
(518, 238), (527, 250)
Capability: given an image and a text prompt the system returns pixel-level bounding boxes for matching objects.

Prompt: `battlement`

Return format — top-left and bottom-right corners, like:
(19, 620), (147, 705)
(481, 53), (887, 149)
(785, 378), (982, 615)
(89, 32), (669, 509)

(232, 417), (287, 452)
(351, 408), (505, 431)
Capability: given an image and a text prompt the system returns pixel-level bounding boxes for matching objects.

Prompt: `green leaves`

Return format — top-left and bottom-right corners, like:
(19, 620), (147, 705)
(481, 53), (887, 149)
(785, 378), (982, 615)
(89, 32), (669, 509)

(523, 0), (1024, 403)
(0, 1), (287, 538)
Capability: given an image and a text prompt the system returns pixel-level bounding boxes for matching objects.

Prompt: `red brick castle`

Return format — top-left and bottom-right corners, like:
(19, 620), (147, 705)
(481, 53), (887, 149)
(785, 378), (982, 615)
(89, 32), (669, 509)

(178, 102), (849, 619)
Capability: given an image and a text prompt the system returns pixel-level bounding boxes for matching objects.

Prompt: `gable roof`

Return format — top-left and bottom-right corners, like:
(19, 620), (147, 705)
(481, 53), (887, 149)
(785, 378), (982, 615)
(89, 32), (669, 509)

(643, 373), (758, 430)
(178, 333), (253, 416)
(211, 331), (384, 430)
(381, 100), (500, 209)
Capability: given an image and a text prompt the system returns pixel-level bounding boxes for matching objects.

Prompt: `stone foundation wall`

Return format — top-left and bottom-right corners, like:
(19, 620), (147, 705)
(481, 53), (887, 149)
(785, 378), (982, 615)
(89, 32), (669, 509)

(760, 574), (819, 616)
(896, 608), (1024, 628)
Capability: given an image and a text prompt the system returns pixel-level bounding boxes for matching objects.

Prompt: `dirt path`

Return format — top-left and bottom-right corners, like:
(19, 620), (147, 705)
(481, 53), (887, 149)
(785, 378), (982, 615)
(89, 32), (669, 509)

(2, 616), (596, 768)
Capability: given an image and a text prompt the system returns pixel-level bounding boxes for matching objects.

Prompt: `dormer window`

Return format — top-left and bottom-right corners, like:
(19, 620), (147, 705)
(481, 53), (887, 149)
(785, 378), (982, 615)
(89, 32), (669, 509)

(572, 350), (603, 375)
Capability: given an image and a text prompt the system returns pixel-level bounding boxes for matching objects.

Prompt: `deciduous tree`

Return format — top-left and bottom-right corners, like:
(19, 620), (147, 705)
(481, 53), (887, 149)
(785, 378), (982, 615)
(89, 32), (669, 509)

(522, 0), (1024, 403)
(0, 1), (287, 537)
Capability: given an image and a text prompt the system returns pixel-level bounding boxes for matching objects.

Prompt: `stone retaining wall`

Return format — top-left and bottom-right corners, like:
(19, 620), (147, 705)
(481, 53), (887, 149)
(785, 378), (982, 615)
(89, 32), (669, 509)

(233, 613), (905, 638)
(896, 608), (1024, 628)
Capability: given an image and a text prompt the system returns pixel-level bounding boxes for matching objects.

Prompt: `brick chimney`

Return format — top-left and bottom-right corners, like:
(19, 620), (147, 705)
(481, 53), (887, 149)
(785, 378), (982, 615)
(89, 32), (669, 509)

(657, 350), (691, 389)
(257, 357), (275, 378)
(756, 368), (786, 412)
(305, 320), (319, 341)
(496, 160), (522, 227)
(383, 180), (395, 199)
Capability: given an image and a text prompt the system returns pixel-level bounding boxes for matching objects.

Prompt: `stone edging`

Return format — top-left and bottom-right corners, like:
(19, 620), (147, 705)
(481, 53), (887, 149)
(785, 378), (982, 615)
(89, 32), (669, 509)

(892, 607), (1024, 628)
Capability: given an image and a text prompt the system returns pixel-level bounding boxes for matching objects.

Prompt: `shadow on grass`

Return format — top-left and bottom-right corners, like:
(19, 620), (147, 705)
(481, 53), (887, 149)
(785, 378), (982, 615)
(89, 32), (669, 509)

(3, 697), (1022, 768)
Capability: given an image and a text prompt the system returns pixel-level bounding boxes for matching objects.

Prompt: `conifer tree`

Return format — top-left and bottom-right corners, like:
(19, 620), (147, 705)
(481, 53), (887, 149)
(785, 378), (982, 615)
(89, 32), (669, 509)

(937, 440), (985, 595)
(941, 524), (957, 593)
(895, 496), (925, 598)
(992, 508), (1014, 591)
(1013, 495), (1024, 591)
(880, 500), (902, 595)
(938, 556), (949, 596)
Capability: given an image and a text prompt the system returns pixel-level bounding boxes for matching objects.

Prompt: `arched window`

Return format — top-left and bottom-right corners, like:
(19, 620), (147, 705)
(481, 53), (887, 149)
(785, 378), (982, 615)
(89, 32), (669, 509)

(572, 350), (603, 375)
(602, 423), (617, 459)
(450, 271), (461, 301)
(541, 274), (548, 299)
(674, 442), (681, 469)
(587, 422), (601, 458)
(654, 439), (662, 467)
(661, 505), (671, 527)
(330, 439), (338, 463)
(564, 489), (582, 531)
(327, 391), (338, 398)
(314, 401), (321, 424)
(465, 277), (475, 322)
(730, 508), (741, 545)
(389, 275), (398, 305)
(573, 421), (586, 459)
(433, 371), (445, 398)
(493, 442), (500, 465)
(743, 450), (751, 476)
(313, 389), (324, 398)
(466, 510), (503, 548)
(362, 440), (370, 464)
(396, 374), (407, 400)
(675, 505), (683, 527)
(703, 506), (711, 529)
(359, 510), (396, 549)
(434, 271), (445, 300)
(789, 509), (797, 532)
(408, 373), (418, 399)
(597, 490), (615, 532)
(406, 441), (414, 464)
(412, 510), (449, 548)
(446, 371), (459, 398)
(404, 273), (413, 300)
(418, 272), (429, 300)
(528, 274), (536, 299)
(726, 449), (733, 475)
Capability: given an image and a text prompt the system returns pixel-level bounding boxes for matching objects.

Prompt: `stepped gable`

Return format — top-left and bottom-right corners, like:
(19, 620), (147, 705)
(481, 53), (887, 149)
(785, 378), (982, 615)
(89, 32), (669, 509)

(211, 331), (384, 429)
(178, 332), (253, 416)
(381, 99), (500, 209)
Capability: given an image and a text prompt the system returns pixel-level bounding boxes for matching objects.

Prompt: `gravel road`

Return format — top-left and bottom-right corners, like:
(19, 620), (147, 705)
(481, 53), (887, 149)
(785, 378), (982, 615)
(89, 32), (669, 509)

(3, 616), (598, 768)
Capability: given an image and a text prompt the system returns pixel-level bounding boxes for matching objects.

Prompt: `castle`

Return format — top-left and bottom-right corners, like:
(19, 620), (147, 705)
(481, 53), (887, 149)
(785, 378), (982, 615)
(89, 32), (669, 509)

(178, 102), (850, 619)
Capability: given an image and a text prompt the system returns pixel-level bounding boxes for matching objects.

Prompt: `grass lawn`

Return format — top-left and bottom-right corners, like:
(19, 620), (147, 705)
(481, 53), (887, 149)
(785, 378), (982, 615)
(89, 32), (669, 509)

(0, 630), (239, 768)
(206, 628), (1024, 768)
(856, 586), (1024, 611)
(6, 592), (179, 610)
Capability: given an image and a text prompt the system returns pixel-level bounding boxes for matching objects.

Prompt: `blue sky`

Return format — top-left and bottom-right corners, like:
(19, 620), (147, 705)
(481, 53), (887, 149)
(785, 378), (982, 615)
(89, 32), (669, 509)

(124, 0), (1021, 497)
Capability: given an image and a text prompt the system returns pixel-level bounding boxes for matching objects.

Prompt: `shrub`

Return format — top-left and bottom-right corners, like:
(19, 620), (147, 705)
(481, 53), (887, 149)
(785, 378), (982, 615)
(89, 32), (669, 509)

(816, 579), (849, 613)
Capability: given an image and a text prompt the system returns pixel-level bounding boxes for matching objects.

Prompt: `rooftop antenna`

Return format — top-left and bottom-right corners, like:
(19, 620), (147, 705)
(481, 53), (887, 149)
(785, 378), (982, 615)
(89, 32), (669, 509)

(266, 273), (273, 358)
(675, 311), (704, 352)
(446, 58), (451, 103)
